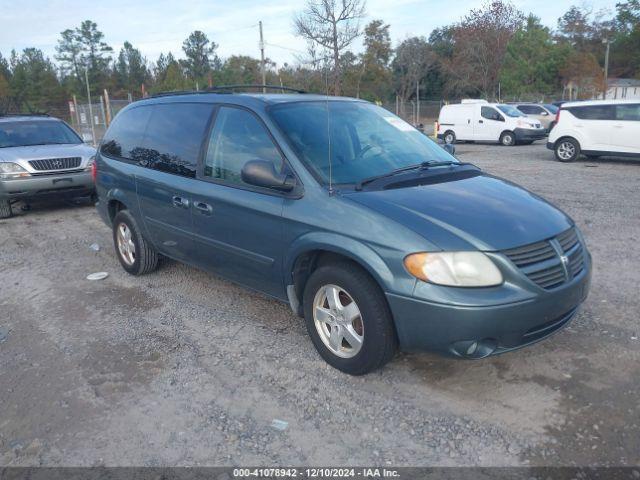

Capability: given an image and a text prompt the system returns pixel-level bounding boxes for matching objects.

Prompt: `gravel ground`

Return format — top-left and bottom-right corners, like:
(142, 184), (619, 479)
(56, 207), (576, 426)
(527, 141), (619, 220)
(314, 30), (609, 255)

(0, 142), (639, 467)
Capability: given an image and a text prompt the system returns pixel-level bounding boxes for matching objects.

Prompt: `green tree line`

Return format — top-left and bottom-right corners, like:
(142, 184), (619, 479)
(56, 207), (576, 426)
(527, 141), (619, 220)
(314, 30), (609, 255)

(0, 0), (638, 115)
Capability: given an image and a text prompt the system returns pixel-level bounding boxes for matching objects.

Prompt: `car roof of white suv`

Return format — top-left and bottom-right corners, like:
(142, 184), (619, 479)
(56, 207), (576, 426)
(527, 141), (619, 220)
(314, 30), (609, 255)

(562, 99), (639, 108)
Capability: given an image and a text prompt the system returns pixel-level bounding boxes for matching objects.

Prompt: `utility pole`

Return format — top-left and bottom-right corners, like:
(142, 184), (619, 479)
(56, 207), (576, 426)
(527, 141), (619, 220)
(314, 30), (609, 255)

(415, 81), (420, 125)
(84, 69), (96, 147)
(259, 21), (266, 93)
(602, 39), (612, 99)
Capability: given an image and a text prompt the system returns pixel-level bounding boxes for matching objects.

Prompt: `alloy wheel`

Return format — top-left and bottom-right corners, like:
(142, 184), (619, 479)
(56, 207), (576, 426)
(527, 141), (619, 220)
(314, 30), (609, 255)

(116, 222), (136, 266)
(313, 284), (364, 358)
(557, 141), (576, 161)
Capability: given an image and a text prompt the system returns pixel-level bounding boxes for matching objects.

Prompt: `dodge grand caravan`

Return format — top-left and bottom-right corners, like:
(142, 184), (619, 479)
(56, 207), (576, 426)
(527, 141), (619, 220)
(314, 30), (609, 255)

(95, 90), (591, 375)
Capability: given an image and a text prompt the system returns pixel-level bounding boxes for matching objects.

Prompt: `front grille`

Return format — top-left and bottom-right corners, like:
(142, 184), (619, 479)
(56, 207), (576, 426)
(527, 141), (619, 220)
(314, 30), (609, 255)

(502, 227), (586, 290)
(29, 157), (82, 171)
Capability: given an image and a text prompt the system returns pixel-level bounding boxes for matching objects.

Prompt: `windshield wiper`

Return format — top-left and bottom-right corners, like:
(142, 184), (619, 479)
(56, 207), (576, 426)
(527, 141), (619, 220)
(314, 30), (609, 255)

(355, 160), (464, 190)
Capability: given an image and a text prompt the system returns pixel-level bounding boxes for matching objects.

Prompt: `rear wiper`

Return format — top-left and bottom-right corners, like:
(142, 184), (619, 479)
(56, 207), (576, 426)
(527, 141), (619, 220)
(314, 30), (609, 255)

(355, 160), (465, 190)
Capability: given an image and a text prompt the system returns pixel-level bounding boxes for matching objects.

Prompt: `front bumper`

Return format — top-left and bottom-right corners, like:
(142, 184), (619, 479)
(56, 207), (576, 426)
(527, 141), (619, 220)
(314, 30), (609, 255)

(0, 171), (94, 200)
(514, 127), (547, 142)
(386, 257), (591, 357)
(546, 141), (554, 150)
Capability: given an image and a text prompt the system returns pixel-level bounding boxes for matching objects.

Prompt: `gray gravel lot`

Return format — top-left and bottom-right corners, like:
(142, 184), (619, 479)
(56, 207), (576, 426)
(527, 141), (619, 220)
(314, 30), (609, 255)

(1, 142), (639, 467)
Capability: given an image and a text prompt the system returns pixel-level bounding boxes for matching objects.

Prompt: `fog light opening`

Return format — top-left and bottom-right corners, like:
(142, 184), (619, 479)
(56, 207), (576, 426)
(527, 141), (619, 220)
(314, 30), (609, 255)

(466, 342), (478, 356)
(452, 339), (497, 359)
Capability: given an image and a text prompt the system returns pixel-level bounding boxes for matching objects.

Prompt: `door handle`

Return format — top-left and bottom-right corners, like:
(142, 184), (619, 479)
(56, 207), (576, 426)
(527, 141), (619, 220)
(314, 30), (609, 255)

(194, 201), (213, 215)
(172, 195), (189, 208)
(613, 124), (624, 128)
(478, 120), (484, 123)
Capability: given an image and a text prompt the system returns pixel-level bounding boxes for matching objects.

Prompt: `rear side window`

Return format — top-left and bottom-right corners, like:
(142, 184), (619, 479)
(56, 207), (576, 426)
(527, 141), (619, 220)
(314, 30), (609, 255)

(203, 107), (283, 186)
(139, 103), (214, 178)
(567, 105), (615, 120)
(101, 107), (152, 160)
(615, 104), (640, 121)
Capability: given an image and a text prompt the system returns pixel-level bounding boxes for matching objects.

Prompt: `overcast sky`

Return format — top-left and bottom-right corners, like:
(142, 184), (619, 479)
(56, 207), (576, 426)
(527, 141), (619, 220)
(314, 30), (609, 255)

(0, 0), (615, 67)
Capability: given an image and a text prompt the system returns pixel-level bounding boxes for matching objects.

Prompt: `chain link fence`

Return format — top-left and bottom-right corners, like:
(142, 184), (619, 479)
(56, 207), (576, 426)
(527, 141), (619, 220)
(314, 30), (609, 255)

(68, 98), (131, 145)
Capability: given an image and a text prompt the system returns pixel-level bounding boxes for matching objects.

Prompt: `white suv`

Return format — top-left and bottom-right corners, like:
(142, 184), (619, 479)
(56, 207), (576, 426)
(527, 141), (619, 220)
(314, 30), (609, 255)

(547, 100), (640, 162)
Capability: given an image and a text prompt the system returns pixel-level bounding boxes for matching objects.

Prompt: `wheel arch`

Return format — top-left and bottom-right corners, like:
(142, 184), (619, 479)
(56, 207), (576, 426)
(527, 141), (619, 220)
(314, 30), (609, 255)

(285, 234), (394, 316)
(105, 188), (137, 225)
(500, 129), (515, 141)
(553, 135), (582, 150)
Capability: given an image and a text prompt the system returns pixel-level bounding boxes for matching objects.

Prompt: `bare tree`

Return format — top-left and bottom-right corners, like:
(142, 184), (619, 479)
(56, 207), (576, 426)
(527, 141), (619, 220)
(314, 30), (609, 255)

(445, 0), (524, 98)
(294, 0), (366, 95)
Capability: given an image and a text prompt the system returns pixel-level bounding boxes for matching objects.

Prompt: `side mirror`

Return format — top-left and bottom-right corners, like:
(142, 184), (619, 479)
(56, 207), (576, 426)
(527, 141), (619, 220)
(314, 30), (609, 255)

(541, 111), (549, 116)
(241, 160), (296, 192)
(442, 143), (456, 156)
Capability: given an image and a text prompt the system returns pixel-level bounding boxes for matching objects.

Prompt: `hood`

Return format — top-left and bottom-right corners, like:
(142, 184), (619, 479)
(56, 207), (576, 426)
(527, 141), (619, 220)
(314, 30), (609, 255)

(0, 143), (96, 162)
(520, 117), (541, 129)
(344, 174), (572, 251)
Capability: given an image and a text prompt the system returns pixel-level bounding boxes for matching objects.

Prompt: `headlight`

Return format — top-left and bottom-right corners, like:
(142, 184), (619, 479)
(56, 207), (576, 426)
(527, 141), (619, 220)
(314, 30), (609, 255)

(516, 119), (533, 129)
(0, 162), (31, 179)
(404, 252), (503, 287)
(85, 155), (96, 171)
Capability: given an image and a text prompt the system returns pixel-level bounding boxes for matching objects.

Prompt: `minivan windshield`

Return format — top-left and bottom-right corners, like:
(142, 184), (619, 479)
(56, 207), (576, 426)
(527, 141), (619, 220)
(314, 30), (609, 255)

(496, 105), (526, 118)
(269, 101), (457, 186)
(0, 120), (82, 148)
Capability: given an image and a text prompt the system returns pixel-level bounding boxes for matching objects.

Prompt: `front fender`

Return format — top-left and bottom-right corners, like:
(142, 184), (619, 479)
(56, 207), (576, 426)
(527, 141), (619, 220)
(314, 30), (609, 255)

(284, 231), (397, 291)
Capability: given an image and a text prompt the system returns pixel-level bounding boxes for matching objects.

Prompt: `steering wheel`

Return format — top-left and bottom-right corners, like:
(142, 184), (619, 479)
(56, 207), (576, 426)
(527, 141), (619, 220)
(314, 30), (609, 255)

(353, 144), (384, 162)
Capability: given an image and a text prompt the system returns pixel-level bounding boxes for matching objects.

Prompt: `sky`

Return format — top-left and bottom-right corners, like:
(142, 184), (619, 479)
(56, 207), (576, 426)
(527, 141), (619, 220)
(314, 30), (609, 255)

(0, 0), (616, 68)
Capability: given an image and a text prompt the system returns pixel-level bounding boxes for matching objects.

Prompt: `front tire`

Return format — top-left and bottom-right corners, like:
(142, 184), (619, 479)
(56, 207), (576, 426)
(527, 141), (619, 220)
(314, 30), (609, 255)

(0, 199), (12, 219)
(303, 261), (397, 375)
(500, 131), (516, 146)
(112, 210), (158, 275)
(555, 138), (580, 162)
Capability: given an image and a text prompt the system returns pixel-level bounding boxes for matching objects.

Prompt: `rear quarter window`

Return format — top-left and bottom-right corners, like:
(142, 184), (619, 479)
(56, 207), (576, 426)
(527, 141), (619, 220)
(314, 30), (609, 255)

(139, 103), (214, 178)
(615, 104), (640, 121)
(100, 106), (152, 159)
(567, 105), (615, 120)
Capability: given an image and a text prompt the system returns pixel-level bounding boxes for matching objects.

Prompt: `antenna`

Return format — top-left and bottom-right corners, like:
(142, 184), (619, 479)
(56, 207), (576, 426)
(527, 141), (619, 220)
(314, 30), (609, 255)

(324, 54), (333, 195)
(259, 21), (266, 93)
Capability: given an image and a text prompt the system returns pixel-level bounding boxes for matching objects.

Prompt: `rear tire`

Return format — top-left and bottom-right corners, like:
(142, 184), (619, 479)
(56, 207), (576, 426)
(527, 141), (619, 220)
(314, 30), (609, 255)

(112, 210), (158, 275)
(443, 131), (456, 145)
(554, 138), (580, 162)
(0, 199), (12, 219)
(499, 131), (516, 146)
(303, 261), (397, 375)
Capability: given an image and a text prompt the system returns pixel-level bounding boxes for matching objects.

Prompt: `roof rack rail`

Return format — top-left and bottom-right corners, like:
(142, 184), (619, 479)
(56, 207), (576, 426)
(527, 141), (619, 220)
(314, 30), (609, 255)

(148, 90), (201, 98)
(205, 84), (307, 94)
(0, 112), (50, 117)
(149, 84), (306, 98)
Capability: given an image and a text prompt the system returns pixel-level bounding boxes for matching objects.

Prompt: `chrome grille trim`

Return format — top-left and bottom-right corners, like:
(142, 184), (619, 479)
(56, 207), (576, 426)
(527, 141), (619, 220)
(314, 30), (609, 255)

(29, 157), (82, 171)
(502, 227), (585, 290)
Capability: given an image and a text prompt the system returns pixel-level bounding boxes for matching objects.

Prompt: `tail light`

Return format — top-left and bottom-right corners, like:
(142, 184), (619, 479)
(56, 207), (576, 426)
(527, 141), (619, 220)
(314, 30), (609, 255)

(436, 121), (440, 132)
(555, 108), (561, 125)
(91, 159), (97, 182)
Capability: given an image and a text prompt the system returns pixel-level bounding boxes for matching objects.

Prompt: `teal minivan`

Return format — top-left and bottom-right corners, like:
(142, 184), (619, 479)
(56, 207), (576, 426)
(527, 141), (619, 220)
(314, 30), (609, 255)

(95, 89), (591, 375)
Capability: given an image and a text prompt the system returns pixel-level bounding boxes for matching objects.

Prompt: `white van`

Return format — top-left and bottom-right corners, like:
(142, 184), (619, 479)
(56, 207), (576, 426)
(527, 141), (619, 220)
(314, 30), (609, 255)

(437, 100), (546, 146)
(547, 100), (640, 162)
